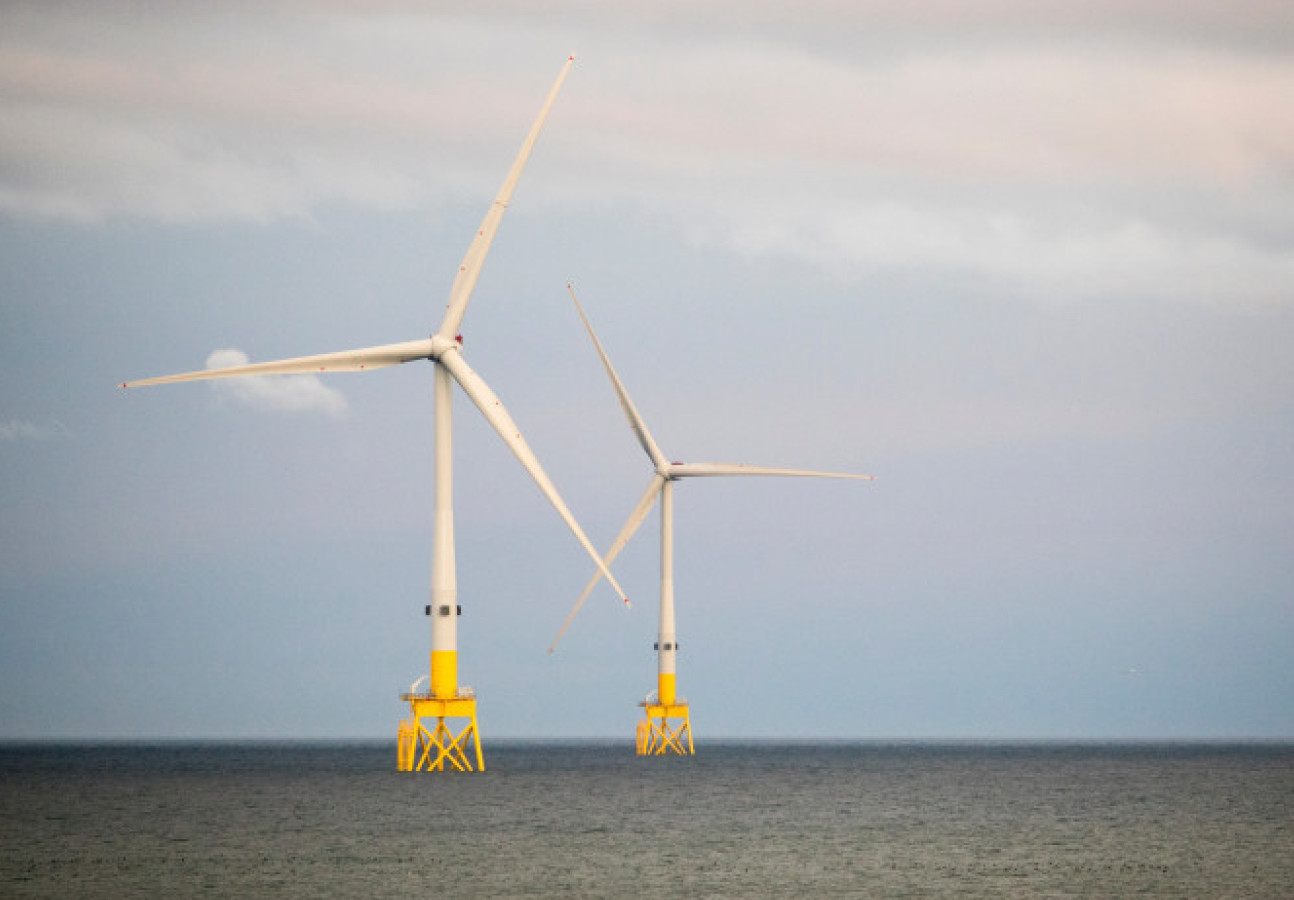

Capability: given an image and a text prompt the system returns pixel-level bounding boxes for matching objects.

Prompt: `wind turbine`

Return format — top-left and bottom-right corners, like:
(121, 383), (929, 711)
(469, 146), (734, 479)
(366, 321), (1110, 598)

(122, 57), (629, 772)
(552, 285), (873, 755)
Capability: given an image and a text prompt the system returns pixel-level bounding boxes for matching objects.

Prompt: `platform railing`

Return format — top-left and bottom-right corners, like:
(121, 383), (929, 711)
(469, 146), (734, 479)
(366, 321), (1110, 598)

(400, 685), (476, 701)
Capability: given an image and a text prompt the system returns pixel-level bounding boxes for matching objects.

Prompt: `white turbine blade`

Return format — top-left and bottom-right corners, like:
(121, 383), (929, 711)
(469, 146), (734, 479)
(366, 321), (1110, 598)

(436, 347), (631, 607)
(436, 56), (575, 339)
(567, 283), (670, 470)
(548, 473), (665, 654)
(669, 462), (875, 480)
(121, 339), (435, 388)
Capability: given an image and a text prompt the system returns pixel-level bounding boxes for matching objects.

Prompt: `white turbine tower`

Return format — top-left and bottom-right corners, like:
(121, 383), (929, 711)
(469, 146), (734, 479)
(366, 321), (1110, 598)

(122, 57), (628, 772)
(552, 285), (873, 755)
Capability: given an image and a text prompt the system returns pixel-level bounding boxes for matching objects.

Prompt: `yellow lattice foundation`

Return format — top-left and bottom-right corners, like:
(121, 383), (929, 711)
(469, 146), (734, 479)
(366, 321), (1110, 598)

(636, 701), (693, 755)
(397, 695), (483, 772)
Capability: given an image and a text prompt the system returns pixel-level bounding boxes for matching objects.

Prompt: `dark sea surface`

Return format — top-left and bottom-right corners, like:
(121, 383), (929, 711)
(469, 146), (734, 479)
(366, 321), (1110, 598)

(1, 741), (1291, 898)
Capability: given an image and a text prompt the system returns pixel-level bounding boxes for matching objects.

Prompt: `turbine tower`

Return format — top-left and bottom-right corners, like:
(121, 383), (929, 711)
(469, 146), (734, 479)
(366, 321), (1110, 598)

(122, 57), (628, 772)
(552, 285), (873, 755)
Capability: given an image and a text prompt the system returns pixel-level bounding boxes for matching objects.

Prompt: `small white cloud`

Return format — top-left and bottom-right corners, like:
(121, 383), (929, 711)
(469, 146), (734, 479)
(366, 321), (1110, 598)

(0, 419), (60, 441)
(205, 349), (347, 416)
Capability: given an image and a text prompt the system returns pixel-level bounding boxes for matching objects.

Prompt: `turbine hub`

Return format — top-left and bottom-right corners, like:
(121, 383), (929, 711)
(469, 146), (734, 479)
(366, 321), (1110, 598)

(428, 333), (461, 360)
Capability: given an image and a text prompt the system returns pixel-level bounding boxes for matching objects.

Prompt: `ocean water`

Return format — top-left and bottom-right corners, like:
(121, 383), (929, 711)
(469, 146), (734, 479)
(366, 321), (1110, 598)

(1, 741), (1290, 898)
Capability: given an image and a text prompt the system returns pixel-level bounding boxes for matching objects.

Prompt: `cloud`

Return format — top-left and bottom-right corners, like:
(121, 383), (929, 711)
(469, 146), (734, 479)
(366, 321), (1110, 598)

(1, 5), (1291, 306)
(0, 419), (61, 441)
(204, 349), (347, 416)
(5, 8), (1291, 211)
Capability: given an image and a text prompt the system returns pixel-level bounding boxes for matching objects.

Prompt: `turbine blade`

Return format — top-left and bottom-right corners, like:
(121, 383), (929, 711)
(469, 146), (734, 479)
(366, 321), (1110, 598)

(436, 56), (575, 339)
(669, 462), (875, 480)
(672, 468), (874, 481)
(548, 473), (665, 653)
(121, 339), (435, 388)
(436, 347), (631, 607)
(567, 283), (670, 470)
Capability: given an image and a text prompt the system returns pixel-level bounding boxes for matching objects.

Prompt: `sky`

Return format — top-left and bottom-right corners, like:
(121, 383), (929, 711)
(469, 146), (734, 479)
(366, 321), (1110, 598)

(2, 0), (1292, 741)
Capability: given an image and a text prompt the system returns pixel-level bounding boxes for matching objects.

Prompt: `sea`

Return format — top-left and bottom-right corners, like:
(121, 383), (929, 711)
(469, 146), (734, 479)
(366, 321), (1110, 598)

(2, 741), (1290, 898)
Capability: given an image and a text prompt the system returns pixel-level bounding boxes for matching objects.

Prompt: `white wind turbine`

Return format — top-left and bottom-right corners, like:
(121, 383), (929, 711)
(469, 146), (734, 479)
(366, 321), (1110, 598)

(122, 57), (628, 771)
(552, 285), (873, 755)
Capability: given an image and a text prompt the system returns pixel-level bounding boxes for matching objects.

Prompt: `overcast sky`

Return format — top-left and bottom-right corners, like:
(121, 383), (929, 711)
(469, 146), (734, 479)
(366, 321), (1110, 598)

(2, 1), (1291, 741)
